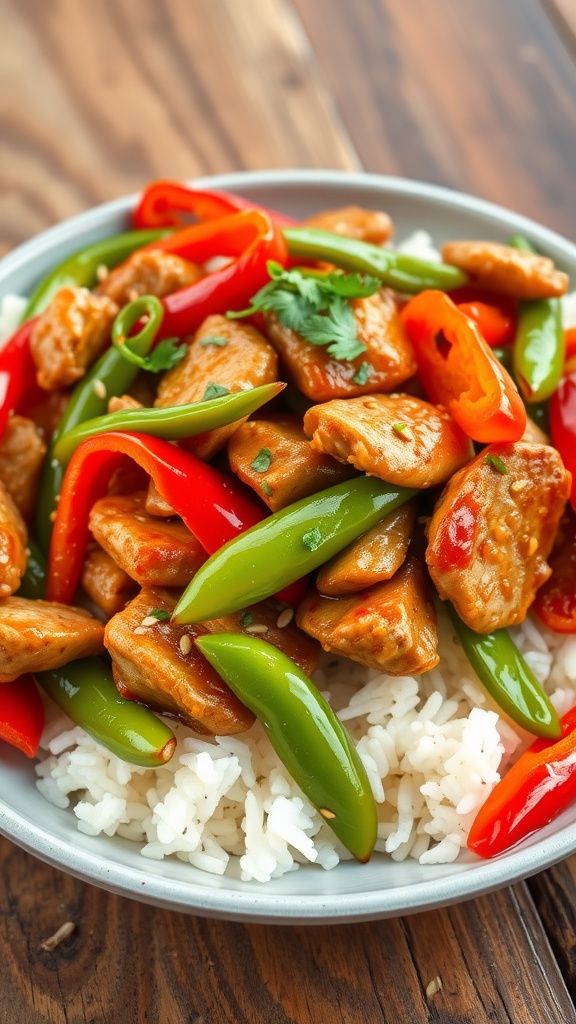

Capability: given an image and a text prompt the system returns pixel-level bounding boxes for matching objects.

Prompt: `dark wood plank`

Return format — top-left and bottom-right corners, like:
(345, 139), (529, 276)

(292, 0), (576, 235)
(2, 837), (574, 1024)
(0, 0), (358, 256)
(528, 855), (576, 1004)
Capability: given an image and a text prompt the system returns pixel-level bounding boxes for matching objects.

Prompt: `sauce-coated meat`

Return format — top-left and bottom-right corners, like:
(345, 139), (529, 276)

(441, 241), (569, 299)
(97, 248), (203, 306)
(426, 442), (571, 633)
(265, 290), (416, 401)
(303, 205), (393, 245)
(81, 546), (138, 618)
(297, 556), (439, 675)
(0, 415), (46, 519)
(30, 287), (118, 389)
(304, 393), (474, 488)
(0, 597), (104, 682)
(316, 503), (415, 595)
(0, 481), (27, 598)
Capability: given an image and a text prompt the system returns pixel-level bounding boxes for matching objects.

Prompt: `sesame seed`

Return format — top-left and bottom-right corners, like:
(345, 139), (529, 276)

(141, 615), (159, 627)
(364, 399), (378, 410)
(319, 808), (336, 819)
(276, 608), (294, 628)
(246, 623), (268, 634)
(96, 264), (109, 282)
(133, 626), (148, 635)
(93, 379), (107, 400)
(179, 634), (192, 655)
(128, 288), (140, 302)
(510, 479), (529, 494)
(527, 536), (538, 556)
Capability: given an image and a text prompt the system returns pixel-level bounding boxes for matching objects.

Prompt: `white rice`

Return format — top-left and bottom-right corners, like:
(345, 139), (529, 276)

(35, 610), (576, 883)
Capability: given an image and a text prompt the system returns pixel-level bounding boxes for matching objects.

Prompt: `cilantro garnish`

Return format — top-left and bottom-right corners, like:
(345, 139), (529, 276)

(261, 481), (273, 497)
(240, 609), (254, 628)
(302, 527), (323, 551)
(201, 382), (230, 402)
(484, 454), (508, 475)
(149, 609), (171, 621)
(251, 448), (272, 473)
(199, 335), (228, 347)
(353, 361), (374, 386)
(227, 261), (381, 362)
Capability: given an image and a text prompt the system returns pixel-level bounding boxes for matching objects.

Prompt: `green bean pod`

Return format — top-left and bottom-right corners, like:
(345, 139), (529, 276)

(196, 633), (378, 862)
(23, 229), (168, 320)
(448, 606), (561, 740)
(283, 227), (469, 293)
(53, 384), (285, 465)
(509, 234), (565, 404)
(174, 477), (417, 623)
(36, 658), (177, 767)
(19, 538), (48, 600)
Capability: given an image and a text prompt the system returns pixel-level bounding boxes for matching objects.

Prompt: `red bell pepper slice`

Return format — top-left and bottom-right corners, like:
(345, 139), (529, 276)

(0, 674), (45, 758)
(133, 180), (295, 230)
(550, 371), (576, 511)
(533, 508), (576, 633)
(448, 287), (517, 347)
(468, 703), (576, 858)
(47, 431), (306, 607)
(134, 210), (288, 340)
(402, 290), (526, 443)
(564, 327), (576, 364)
(0, 317), (39, 441)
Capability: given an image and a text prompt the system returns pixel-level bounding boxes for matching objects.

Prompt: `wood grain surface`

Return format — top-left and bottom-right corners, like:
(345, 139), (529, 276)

(1, 1), (576, 1022)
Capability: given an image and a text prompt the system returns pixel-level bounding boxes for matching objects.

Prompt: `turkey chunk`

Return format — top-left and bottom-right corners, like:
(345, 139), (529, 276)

(265, 290), (416, 401)
(155, 315), (279, 460)
(297, 557), (439, 676)
(0, 415), (46, 519)
(441, 241), (569, 299)
(97, 248), (203, 306)
(227, 414), (356, 511)
(426, 442), (570, 633)
(88, 491), (207, 587)
(81, 547), (138, 617)
(304, 205), (393, 245)
(304, 393), (474, 488)
(0, 598), (104, 682)
(316, 503), (415, 595)
(0, 481), (27, 598)
(30, 287), (118, 389)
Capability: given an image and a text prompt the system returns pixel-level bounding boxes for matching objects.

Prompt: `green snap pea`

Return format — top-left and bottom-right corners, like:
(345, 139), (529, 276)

(19, 538), (48, 600)
(36, 658), (177, 767)
(448, 606), (561, 740)
(509, 235), (565, 404)
(173, 476), (417, 624)
(52, 383), (285, 465)
(283, 227), (469, 293)
(196, 633), (378, 862)
(22, 229), (169, 320)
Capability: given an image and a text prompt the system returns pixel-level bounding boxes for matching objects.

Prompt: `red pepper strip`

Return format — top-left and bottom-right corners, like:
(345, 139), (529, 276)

(550, 371), (576, 511)
(456, 299), (517, 347)
(47, 431), (306, 606)
(0, 318), (39, 441)
(533, 508), (576, 633)
(132, 180), (295, 230)
(134, 210), (288, 341)
(0, 674), (45, 757)
(565, 328), (576, 363)
(402, 290), (526, 443)
(468, 704), (576, 858)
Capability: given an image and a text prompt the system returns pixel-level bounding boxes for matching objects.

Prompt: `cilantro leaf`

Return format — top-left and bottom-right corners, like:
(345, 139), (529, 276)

(484, 454), (508, 475)
(302, 527), (323, 551)
(149, 609), (171, 621)
(353, 361), (373, 386)
(202, 382), (230, 402)
(240, 609), (254, 627)
(199, 335), (228, 348)
(251, 448), (272, 473)
(304, 298), (367, 361)
(325, 271), (381, 298)
(143, 338), (187, 373)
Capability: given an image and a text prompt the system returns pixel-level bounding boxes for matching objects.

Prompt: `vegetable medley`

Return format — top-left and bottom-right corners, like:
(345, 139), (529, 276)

(1, 180), (576, 864)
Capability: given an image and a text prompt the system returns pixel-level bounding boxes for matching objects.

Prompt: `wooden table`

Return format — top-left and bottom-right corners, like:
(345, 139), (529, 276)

(2, 1), (576, 1020)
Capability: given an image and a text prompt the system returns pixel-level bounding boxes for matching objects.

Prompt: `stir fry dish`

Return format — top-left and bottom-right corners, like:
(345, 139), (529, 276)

(1, 180), (576, 877)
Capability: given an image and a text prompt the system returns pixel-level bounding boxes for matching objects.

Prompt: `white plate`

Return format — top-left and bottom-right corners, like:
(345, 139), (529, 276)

(1, 170), (575, 924)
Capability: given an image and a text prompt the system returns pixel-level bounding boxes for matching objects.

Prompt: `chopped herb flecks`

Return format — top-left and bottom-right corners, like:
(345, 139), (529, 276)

(352, 361), (373, 386)
(199, 335), (228, 347)
(149, 609), (171, 621)
(302, 527), (323, 551)
(251, 448), (272, 473)
(201, 382), (230, 402)
(484, 454), (508, 475)
(240, 609), (254, 628)
(392, 422), (414, 441)
(261, 481), (273, 497)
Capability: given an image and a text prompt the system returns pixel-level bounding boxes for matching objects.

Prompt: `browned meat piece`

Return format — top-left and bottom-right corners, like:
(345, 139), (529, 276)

(304, 205), (393, 245)
(105, 588), (253, 735)
(97, 249), (204, 306)
(441, 241), (569, 299)
(297, 557), (439, 675)
(22, 388), (70, 442)
(89, 491), (207, 587)
(107, 394), (143, 414)
(81, 546), (138, 617)
(227, 414), (356, 511)
(145, 480), (176, 518)
(155, 314), (279, 460)
(265, 290), (416, 401)
(304, 393), (474, 489)
(316, 503), (416, 595)
(0, 482), (27, 598)
(0, 416), (46, 519)
(30, 287), (119, 390)
(426, 442), (570, 633)
(0, 597), (104, 682)
(106, 588), (320, 734)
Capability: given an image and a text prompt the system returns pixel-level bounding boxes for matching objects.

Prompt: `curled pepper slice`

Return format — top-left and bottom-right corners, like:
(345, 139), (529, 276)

(0, 674), (45, 758)
(550, 371), (576, 511)
(533, 508), (576, 633)
(133, 180), (296, 229)
(0, 317), (39, 441)
(402, 290), (526, 443)
(196, 633), (378, 862)
(468, 704), (576, 858)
